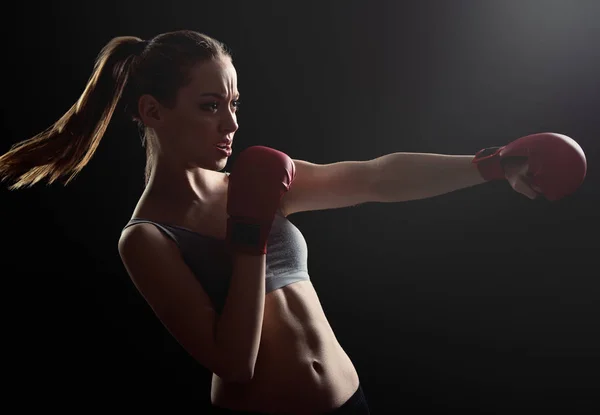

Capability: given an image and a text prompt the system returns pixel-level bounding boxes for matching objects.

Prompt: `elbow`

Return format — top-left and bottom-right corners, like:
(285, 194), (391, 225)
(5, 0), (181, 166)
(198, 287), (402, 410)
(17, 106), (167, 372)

(213, 359), (256, 383)
(226, 368), (255, 383)
(217, 367), (255, 384)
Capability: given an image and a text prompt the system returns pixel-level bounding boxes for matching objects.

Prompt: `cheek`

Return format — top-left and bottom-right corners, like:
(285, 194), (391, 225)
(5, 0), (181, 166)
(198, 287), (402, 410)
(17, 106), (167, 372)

(178, 117), (219, 151)
(186, 113), (216, 134)
(171, 113), (213, 139)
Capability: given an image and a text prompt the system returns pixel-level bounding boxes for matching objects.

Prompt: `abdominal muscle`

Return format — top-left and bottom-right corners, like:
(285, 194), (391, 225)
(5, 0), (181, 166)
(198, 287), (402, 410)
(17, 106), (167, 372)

(211, 280), (360, 414)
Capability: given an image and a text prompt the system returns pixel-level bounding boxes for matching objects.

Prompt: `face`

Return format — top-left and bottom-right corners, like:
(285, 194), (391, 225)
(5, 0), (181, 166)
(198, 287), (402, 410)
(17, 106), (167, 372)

(151, 57), (240, 171)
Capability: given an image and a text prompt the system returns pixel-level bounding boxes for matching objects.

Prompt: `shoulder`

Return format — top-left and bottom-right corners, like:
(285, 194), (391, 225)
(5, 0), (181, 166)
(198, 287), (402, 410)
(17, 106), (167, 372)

(118, 221), (178, 263)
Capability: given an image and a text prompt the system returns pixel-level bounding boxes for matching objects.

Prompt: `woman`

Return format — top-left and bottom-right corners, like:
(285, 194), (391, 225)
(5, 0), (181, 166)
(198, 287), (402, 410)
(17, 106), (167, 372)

(0, 30), (575, 414)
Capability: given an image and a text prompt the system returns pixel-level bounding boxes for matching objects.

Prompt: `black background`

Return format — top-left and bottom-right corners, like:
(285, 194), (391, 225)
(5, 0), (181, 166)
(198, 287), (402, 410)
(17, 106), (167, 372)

(2, 1), (599, 413)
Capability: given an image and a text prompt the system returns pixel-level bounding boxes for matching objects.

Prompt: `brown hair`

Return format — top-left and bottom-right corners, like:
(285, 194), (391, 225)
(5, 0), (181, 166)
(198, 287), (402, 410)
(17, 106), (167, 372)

(0, 30), (231, 190)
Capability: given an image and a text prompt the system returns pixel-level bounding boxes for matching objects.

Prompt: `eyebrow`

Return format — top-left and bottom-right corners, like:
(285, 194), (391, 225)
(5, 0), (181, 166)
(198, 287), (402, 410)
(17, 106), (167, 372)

(200, 92), (240, 100)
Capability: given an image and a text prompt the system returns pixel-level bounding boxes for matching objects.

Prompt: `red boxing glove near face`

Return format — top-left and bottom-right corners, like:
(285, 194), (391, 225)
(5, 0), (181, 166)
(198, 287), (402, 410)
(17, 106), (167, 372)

(472, 132), (587, 201)
(226, 146), (296, 255)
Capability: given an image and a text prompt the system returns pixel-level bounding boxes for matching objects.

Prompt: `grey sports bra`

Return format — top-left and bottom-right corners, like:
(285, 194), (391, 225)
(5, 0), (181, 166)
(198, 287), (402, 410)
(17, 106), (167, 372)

(122, 213), (310, 314)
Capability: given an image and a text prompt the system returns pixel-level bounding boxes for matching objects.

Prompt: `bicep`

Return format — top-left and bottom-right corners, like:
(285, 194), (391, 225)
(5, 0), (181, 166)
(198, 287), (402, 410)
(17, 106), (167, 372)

(281, 159), (378, 216)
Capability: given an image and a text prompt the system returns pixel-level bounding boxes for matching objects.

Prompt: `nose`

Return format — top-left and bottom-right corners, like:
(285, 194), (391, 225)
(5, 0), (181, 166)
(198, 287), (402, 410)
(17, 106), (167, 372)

(220, 108), (239, 135)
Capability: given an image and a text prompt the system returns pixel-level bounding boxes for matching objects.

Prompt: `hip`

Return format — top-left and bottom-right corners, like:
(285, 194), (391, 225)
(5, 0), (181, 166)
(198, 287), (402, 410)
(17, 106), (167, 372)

(211, 383), (370, 415)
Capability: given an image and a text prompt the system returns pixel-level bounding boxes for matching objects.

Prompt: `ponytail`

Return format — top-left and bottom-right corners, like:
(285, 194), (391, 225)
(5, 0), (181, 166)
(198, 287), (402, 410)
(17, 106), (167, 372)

(0, 36), (144, 190)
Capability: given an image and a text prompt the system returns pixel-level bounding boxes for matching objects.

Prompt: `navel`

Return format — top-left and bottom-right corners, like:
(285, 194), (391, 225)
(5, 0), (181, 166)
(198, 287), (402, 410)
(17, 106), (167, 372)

(312, 360), (324, 375)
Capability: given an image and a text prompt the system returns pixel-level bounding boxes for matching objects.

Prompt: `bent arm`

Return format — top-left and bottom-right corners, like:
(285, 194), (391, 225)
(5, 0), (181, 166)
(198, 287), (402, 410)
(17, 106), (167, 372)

(119, 224), (266, 383)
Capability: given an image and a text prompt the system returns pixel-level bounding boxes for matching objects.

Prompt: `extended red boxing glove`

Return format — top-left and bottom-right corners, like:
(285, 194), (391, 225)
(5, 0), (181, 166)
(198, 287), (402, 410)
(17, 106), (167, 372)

(226, 146), (296, 255)
(472, 132), (587, 201)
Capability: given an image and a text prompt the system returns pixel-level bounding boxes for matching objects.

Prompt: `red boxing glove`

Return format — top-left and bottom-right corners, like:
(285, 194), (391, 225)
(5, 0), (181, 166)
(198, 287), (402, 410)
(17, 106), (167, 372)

(226, 146), (296, 255)
(472, 132), (587, 201)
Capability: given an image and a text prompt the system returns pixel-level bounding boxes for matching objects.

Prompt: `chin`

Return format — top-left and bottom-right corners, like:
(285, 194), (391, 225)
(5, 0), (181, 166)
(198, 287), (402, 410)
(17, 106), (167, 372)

(216, 161), (229, 172)
(202, 158), (227, 172)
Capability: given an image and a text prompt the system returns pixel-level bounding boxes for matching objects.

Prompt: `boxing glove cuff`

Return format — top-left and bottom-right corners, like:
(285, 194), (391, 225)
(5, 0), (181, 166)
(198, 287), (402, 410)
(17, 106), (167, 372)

(226, 216), (272, 256)
(472, 146), (506, 181)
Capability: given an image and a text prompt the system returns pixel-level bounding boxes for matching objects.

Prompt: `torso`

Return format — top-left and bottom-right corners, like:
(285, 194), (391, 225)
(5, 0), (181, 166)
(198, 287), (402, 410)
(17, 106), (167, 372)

(130, 172), (359, 414)
(211, 281), (360, 414)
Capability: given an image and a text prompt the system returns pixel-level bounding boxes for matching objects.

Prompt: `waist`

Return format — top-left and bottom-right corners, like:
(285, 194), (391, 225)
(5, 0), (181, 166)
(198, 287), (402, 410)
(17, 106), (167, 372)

(211, 328), (359, 413)
(211, 285), (359, 413)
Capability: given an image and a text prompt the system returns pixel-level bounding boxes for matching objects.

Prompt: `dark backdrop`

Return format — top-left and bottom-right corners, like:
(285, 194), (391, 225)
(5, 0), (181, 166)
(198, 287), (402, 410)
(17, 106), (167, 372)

(2, 1), (599, 413)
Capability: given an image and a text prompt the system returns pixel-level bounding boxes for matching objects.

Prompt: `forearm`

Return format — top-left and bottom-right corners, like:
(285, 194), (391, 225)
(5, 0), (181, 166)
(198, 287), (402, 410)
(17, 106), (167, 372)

(214, 253), (266, 382)
(371, 152), (487, 202)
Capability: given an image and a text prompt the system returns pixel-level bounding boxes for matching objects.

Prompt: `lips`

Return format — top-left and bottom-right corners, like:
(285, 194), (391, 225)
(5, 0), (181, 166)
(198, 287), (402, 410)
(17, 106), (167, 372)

(215, 141), (232, 157)
(216, 139), (232, 149)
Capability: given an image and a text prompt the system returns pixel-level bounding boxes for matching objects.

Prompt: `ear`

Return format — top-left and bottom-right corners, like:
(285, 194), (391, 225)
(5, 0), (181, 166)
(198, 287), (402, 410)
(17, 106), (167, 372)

(137, 94), (164, 128)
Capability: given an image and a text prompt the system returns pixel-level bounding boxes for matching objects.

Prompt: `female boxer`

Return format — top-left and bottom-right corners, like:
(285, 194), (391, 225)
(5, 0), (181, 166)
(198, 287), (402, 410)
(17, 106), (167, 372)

(0, 30), (585, 414)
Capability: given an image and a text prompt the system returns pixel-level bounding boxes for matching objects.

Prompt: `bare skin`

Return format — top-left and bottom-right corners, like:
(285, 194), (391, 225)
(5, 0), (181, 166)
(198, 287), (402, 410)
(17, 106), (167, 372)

(131, 171), (360, 414)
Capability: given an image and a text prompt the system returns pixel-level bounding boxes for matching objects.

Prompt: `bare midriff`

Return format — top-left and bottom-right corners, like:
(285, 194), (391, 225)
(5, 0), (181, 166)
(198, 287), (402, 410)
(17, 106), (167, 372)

(211, 280), (360, 414)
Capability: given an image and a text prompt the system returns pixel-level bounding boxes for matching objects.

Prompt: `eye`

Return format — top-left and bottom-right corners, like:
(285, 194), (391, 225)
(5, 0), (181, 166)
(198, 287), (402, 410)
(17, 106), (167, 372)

(201, 100), (241, 112)
(202, 102), (219, 112)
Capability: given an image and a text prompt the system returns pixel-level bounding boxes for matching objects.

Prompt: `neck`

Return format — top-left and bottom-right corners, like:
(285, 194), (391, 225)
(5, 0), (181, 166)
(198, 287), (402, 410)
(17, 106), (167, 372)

(145, 160), (227, 206)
